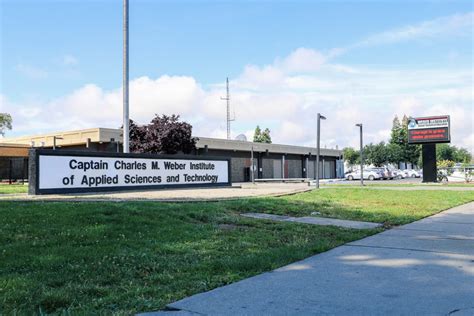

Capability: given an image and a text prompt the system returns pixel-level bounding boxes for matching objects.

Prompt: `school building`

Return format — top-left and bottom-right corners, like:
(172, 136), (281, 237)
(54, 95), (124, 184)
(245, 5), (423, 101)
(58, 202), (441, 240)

(0, 128), (344, 183)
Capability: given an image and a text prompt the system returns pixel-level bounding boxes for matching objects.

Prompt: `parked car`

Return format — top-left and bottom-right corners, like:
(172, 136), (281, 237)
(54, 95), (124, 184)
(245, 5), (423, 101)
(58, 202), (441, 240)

(345, 169), (382, 181)
(402, 169), (421, 178)
(373, 167), (393, 180)
(391, 169), (404, 179)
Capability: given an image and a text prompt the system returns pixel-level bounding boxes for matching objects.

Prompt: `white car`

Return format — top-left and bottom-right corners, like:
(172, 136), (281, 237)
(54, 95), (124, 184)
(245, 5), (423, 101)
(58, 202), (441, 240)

(391, 169), (404, 179)
(345, 169), (382, 181)
(402, 169), (421, 178)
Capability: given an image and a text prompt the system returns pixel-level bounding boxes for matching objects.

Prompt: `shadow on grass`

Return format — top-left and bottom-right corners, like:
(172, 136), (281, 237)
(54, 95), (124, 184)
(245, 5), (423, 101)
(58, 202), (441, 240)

(2, 189), (471, 314)
(0, 200), (376, 315)
(220, 197), (398, 227)
(220, 188), (474, 227)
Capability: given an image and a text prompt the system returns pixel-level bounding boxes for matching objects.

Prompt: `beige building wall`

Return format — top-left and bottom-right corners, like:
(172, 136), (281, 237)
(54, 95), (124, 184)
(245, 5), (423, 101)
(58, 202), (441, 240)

(1, 128), (122, 148)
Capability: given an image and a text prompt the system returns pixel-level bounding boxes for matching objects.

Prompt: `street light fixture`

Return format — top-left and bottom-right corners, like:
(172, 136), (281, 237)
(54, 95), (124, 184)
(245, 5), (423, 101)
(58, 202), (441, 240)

(355, 123), (364, 186)
(316, 113), (326, 189)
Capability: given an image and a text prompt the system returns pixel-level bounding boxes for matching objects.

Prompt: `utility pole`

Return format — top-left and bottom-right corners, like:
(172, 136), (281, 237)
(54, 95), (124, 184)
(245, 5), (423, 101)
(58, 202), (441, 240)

(316, 113), (326, 189)
(356, 123), (364, 186)
(123, 0), (130, 153)
(221, 77), (234, 140)
(251, 145), (255, 184)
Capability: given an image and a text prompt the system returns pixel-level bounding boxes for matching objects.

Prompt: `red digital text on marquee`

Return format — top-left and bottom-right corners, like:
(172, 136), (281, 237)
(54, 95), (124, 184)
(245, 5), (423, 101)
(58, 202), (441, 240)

(409, 128), (448, 140)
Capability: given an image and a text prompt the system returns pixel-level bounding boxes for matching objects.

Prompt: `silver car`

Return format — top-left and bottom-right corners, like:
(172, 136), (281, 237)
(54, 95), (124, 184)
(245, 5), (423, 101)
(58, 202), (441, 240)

(346, 169), (382, 181)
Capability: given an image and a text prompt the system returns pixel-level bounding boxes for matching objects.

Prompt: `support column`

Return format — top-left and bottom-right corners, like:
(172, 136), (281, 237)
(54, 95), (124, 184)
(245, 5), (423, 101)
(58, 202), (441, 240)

(304, 156), (309, 178)
(282, 155), (285, 179)
(422, 143), (437, 182)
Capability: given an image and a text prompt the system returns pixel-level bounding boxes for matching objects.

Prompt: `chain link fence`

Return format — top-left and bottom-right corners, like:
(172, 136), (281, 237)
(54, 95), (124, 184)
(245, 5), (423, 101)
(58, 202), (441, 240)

(437, 166), (474, 183)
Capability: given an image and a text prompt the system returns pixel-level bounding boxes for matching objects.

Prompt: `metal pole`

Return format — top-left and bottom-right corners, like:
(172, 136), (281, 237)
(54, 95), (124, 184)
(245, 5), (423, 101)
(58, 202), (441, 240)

(316, 113), (321, 189)
(359, 124), (364, 186)
(226, 78), (230, 140)
(251, 145), (255, 184)
(123, 0), (130, 153)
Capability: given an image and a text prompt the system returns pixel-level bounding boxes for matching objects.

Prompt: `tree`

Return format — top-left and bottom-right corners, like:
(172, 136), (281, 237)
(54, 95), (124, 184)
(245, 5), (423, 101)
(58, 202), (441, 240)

(437, 144), (472, 163)
(128, 115), (197, 154)
(0, 113), (12, 136)
(129, 119), (148, 153)
(454, 147), (472, 163)
(390, 115), (404, 145)
(253, 126), (272, 143)
(253, 126), (262, 142)
(363, 142), (389, 167)
(260, 128), (272, 143)
(400, 115), (422, 165)
(343, 147), (359, 166)
(388, 114), (421, 166)
(436, 144), (455, 161)
(386, 143), (402, 165)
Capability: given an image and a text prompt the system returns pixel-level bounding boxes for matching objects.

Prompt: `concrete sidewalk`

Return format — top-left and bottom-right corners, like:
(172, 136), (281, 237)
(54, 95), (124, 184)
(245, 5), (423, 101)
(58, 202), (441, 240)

(146, 202), (474, 315)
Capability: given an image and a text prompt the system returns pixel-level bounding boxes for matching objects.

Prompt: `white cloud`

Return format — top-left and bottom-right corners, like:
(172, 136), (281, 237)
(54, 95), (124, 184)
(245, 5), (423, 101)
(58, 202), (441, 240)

(16, 63), (49, 79)
(355, 12), (473, 47)
(62, 55), (79, 66)
(277, 48), (327, 73)
(3, 46), (473, 155)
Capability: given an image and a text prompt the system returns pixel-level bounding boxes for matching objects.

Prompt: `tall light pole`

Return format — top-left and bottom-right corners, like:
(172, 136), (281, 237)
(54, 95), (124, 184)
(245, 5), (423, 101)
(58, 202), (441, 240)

(356, 123), (364, 186)
(123, 0), (130, 153)
(251, 145), (255, 184)
(316, 113), (326, 189)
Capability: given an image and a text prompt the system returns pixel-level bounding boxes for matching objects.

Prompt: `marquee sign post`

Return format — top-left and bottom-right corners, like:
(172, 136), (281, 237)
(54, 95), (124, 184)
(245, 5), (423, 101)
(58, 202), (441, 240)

(28, 149), (231, 195)
(407, 115), (451, 183)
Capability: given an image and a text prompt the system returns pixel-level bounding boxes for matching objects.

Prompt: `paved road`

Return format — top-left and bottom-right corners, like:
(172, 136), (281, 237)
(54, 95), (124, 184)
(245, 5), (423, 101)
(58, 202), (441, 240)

(146, 202), (474, 315)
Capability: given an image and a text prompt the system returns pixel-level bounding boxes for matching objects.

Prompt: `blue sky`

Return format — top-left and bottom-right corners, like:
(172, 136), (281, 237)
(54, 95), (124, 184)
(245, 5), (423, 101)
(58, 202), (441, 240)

(1, 0), (473, 152)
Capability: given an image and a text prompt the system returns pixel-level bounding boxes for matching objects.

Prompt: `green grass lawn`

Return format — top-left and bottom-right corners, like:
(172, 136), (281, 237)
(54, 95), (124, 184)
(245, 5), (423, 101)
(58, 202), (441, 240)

(1, 188), (473, 314)
(0, 184), (28, 194)
(277, 188), (474, 225)
(229, 188), (474, 226)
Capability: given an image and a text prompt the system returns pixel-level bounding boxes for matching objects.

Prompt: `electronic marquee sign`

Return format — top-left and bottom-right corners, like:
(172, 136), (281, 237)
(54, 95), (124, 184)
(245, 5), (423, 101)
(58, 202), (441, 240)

(29, 150), (231, 195)
(407, 115), (451, 144)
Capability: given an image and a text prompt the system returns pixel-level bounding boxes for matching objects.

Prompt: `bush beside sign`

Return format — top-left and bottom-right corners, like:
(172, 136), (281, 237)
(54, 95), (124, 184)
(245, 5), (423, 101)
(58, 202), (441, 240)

(28, 149), (231, 195)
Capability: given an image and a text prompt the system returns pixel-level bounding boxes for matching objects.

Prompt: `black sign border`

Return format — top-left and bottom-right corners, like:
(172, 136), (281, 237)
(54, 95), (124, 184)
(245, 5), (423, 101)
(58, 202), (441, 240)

(29, 149), (232, 195)
(407, 115), (451, 145)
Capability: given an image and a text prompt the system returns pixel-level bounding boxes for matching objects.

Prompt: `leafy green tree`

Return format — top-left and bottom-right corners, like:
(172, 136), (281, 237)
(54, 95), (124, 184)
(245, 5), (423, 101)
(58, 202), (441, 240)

(253, 126), (262, 142)
(362, 143), (374, 166)
(0, 113), (12, 136)
(253, 126), (272, 143)
(260, 128), (272, 143)
(343, 147), (360, 165)
(386, 143), (403, 165)
(436, 144), (456, 161)
(390, 115), (404, 145)
(388, 114), (421, 166)
(365, 142), (388, 167)
(437, 144), (472, 163)
(454, 147), (472, 163)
